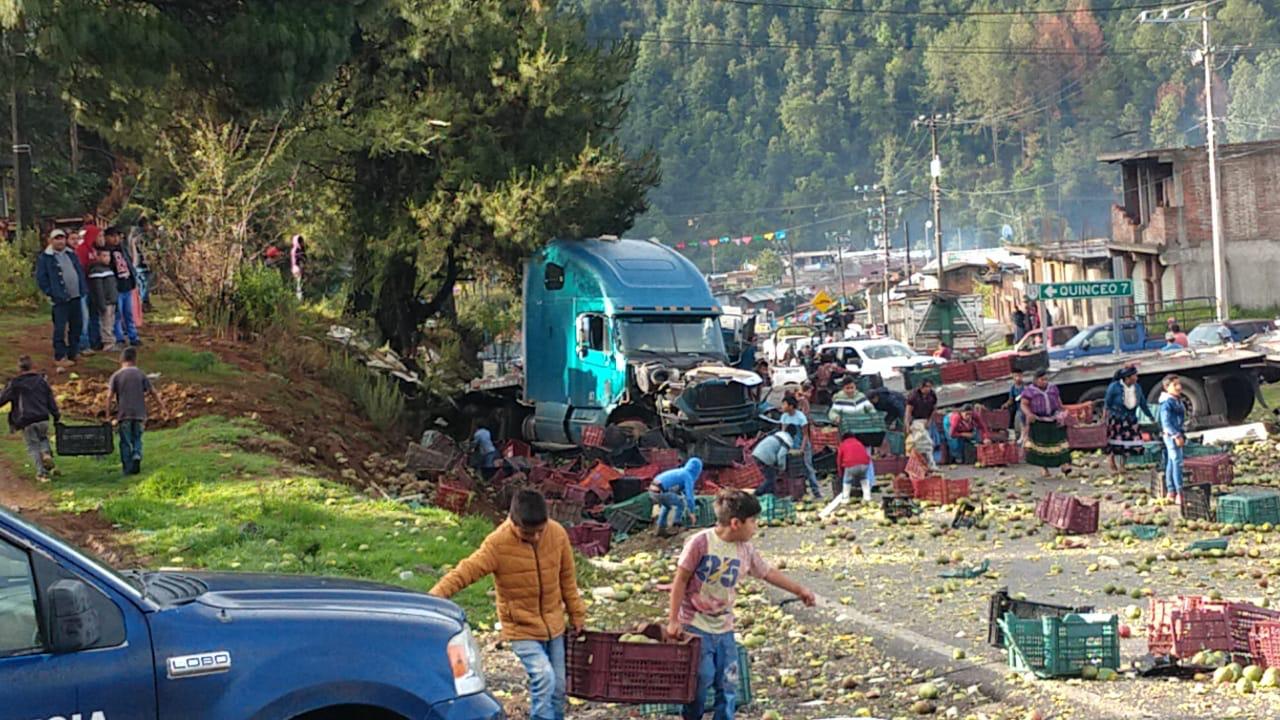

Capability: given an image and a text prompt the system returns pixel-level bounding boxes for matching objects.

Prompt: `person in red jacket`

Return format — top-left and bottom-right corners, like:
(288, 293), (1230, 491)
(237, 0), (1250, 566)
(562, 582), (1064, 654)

(836, 432), (872, 503)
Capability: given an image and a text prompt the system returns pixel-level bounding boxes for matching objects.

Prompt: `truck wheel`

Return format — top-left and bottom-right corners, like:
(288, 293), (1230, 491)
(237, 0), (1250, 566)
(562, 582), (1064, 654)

(1076, 386), (1107, 414)
(1146, 376), (1209, 423)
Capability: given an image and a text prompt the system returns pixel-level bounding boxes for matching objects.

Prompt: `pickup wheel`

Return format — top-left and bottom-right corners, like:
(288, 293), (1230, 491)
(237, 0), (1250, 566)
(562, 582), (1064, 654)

(1146, 376), (1208, 424)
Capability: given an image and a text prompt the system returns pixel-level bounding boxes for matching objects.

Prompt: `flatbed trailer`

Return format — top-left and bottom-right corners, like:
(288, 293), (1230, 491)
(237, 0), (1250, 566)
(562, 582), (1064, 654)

(937, 345), (1269, 429)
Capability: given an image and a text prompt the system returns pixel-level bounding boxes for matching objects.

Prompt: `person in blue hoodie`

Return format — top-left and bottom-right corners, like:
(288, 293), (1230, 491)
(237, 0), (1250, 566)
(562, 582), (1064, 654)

(650, 457), (702, 538)
(1158, 375), (1187, 503)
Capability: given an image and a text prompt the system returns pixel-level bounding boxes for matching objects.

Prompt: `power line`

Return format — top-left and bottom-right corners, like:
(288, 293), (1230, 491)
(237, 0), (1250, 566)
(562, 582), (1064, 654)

(708, 0), (1174, 17)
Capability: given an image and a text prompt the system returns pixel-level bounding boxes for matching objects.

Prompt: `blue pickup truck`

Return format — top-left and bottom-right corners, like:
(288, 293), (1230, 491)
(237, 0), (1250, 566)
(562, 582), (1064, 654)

(1047, 321), (1165, 361)
(1, 506), (503, 720)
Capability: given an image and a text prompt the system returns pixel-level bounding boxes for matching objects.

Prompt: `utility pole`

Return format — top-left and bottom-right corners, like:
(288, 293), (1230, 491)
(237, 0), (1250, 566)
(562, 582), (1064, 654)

(1139, 1), (1228, 321)
(880, 186), (890, 328)
(914, 113), (949, 291)
(833, 232), (848, 304)
(904, 221), (912, 279)
(7, 25), (32, 241)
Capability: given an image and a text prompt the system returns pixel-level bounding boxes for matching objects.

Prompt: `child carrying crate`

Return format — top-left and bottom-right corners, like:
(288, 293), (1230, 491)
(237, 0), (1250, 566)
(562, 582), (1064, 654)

(431, 489), (587, 720)
(667, 489), (815, 720)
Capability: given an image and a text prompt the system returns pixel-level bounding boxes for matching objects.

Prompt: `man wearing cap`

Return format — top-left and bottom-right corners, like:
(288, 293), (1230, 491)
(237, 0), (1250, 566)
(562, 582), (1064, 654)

(34, 228), (88, 368)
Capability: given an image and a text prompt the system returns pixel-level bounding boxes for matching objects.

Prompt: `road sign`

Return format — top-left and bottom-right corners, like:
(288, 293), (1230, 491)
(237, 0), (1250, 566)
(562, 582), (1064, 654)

(812, 290), (837, 313)
(1028, 280), (1133, 301)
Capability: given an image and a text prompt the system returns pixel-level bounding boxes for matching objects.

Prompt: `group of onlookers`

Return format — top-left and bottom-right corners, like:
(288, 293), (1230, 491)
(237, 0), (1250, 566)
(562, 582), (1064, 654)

(35, 217), (152, 367)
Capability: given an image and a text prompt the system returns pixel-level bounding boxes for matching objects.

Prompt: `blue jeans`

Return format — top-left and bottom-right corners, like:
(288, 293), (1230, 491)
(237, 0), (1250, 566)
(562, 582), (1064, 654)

(946, 429), (982, 465)
(78, 296), (100, 351)
(801, 444), (821, 497)
(654, 491), (688, 529)
(115, 291), (139, 343)
(51, 299), (83, 361)
(1164, 436), (1184, 494)
(511, 635), (565, 720)
(684, 627), (738, 720)
(755, 461), (778, 496)
(119, 420), (144, 474)
(928, 422), (946, 465)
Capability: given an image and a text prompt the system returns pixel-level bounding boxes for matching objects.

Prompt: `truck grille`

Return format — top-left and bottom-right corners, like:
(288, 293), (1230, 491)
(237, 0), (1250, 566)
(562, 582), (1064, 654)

(693, 383), (748, 410)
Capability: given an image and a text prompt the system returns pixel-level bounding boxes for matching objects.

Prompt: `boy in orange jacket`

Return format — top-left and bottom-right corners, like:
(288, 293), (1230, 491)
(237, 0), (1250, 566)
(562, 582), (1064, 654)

(431, 489), (586, 720)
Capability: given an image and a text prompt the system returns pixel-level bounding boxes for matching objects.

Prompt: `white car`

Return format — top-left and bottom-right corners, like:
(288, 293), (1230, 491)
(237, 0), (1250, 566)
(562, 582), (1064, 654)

(817, 339), (942, 389)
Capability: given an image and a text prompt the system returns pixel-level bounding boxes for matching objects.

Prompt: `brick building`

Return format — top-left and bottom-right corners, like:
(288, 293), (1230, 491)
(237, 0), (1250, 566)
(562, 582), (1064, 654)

(1100, 139), (1280, 310)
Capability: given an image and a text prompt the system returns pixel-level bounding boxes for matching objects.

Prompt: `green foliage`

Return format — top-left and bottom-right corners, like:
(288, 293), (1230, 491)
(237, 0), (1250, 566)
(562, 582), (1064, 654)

(457, 281), (521, 342)
(753, 249), (784, 285)
(0, 240), (42, 308)
(313, 0), (658, 352)
(326, 350), (406, 433)
(1227, 50), (1280, 143)
(3, 414), (498, 623)
(232, 264), (297, 335)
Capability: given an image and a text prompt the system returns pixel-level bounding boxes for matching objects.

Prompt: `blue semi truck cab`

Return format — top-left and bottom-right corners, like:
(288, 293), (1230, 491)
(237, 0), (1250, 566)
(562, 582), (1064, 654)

(0, 506), (503, 720)
(1048, 320), (1164, 361)
(522, 237), (762, 446)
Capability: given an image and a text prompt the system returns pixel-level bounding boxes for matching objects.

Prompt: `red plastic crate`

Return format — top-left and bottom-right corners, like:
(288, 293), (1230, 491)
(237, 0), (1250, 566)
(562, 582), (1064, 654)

(719, 462), (764, 490)
(580, 425), (606, 448)
(642, 447), (681, 470)
(1067, 422), (1108, 450)
(1249, 621), (1280, 668)
(974, 355), (1015, 381)
(502, 439), (532, 458)
(1228, 602), (1280, 661)
(874, 456), (908, 478)
(1063, 403), (1094, 425)
(810, 426), (840, 450)
(905, 452), (931, 480)
(564, 483), (608, 507)
(976, 442), (1020, 467)
(779, 475), (806, 501)
(891, 473), (914, 496)
(1043, 492), (1099, 534)
(1147, 596), (1230, 657)
(1034, 494), (1051, 522)
(910, 475), (970, 504)
(566, 625), (701, 703)
(626, 464), (661, 482)
(582, 462), (624, 493)
(1185, 454), (1234, 486)
(976, 407), (1011, 429)
(547, 498), (585, 527)
(433, 483), (472, 514)
(1171, 605), (1233, 657)
(568, 521), (612, 554)
(940, 361), (977, 384)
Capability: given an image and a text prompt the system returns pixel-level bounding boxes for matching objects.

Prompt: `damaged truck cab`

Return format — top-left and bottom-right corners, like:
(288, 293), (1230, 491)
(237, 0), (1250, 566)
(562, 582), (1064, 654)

(522, 237), (761, 446)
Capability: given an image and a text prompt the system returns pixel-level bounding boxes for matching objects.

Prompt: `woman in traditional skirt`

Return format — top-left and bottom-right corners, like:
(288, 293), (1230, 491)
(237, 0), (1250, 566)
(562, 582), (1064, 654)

(1020, 370), (1072, 477)
(1104, 366), (1151, 472)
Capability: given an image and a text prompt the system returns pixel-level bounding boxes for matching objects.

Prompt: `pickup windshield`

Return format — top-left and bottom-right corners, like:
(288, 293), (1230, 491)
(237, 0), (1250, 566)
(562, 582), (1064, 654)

(1062, 327), (1113, 351)
(619, 317), (726, 355)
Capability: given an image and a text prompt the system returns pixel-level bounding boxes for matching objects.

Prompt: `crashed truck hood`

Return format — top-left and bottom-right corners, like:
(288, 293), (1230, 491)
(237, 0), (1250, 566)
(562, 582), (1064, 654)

(681, 365), (763, 387)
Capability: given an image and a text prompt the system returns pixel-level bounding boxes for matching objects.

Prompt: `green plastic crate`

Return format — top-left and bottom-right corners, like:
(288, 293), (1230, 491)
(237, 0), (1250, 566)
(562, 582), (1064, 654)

(906, 366), (943, 390)
(838, 411), (887, 436)
(1131, 442), (1164, 468)
(1217, 490), (1280, 526)
(883, 430), (905, 455)
(641, 642), (752, 715)
(758, 494), (796, 525)
(693, 496), (717, 528)
(1000, 612), (1119, 678)
(603, 493), (654, 534)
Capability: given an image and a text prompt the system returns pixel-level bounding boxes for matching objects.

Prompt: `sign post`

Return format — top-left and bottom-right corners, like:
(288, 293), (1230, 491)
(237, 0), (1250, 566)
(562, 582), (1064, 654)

(1028, 280), (1134, 352)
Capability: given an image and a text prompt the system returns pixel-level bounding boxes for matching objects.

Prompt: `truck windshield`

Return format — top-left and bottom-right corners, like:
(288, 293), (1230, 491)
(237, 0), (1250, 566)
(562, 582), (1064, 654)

(619, 317), (726, 355)
(859, 341), (917, 360)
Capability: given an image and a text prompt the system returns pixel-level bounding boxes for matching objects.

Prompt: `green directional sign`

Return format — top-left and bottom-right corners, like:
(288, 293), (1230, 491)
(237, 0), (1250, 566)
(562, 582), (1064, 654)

(1028, 280), (1133, 301)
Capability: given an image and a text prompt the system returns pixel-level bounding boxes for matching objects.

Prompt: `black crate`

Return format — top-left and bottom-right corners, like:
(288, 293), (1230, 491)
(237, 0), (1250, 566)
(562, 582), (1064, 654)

(881, 495), (919, 523)
(986, 588), (1095, 648)
(1012, 349), (1049, 374)
(54, 423), (114, 456)
(611, 477), (645, 503)
(1181, 482), (1215, 522)
(813, 448), (836, 475)
(692, 439), (744, 468)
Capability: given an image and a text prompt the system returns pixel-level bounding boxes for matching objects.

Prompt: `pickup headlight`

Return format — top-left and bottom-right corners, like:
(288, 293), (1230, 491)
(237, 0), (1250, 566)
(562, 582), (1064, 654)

(447, 625), (486, 697)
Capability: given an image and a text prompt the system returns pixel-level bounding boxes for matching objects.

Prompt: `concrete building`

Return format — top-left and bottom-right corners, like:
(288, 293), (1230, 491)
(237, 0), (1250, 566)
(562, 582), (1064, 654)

(1009, 239), (1114, 328)
(1100, 139), (1280, 309)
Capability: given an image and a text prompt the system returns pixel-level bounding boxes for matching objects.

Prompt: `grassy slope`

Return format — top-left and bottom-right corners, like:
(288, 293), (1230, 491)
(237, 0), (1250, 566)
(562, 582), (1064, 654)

(0, 301), (505, 625)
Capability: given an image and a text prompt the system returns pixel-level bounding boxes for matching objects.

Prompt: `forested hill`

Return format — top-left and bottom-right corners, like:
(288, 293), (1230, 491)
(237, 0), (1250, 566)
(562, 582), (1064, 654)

(570, 0), (1280, 271)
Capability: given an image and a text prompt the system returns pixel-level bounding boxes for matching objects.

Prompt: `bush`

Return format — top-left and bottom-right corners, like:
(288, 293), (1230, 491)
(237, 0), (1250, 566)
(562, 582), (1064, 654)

(232, 263), (296, 334)
(0, 239), (42, 308)
(326, 350), (405, 433)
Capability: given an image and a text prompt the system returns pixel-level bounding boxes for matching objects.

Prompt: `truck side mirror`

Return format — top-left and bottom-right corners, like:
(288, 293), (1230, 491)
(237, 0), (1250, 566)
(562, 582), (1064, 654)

(47, 578), (101, 653)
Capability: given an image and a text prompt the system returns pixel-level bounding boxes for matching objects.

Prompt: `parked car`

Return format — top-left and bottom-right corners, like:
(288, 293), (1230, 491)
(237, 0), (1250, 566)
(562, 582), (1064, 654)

(817, 339), (942, 387)
(1188, 319), (1278, 347)
(1048, 321), (1165, 361)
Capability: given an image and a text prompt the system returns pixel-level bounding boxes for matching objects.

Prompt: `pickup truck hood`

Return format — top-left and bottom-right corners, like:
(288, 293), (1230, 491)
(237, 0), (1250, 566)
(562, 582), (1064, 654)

(185, 571), (465, 624)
